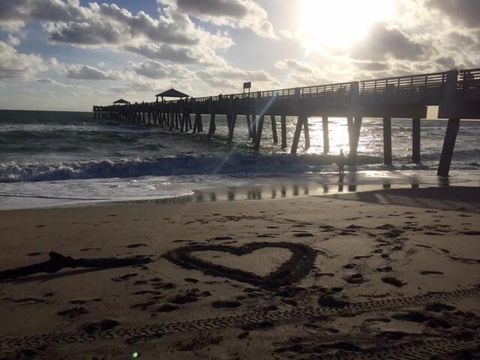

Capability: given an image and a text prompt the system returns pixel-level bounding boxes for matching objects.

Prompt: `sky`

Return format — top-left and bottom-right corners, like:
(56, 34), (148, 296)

(0, 0), (479, 111)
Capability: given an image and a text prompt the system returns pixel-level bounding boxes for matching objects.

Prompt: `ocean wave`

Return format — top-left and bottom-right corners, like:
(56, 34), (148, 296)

(420, 148), (480, 161)
(0, 154), (380, 183)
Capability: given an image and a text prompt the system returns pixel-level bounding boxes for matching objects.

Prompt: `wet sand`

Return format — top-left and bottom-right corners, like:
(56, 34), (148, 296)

(0, 186), (479, 359)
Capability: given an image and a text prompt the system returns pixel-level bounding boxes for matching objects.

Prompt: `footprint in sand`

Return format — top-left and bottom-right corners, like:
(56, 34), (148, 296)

(211, 300), (241, 309)
(392, 311), (427, 323)
(13, 297), (46, 304)
(111, 273), (138, 282)
(420, 270), (444, 275)
(82, 319), (119, 335)
(26, 252), (42, 257)
(381, 276), (406, 287)
(213, 236), (233, 241)
(131, 301), (155, 310)
(125, 243), (147, 248)
(58, 307), (89, 319)
(133, 290), (163, 296)
(425, 303), (455, 312)
(376, 266), (393, 272)
(257, 233), (276, 238)
(170, 292), (200, 304)
(157, 303), (179, 312)
(462, 231), (480, 236)
(318, 295), (347, 308)
(293, 232), (314, 238)
(343, 273), (366, 284)
(184, 278), (199, 284)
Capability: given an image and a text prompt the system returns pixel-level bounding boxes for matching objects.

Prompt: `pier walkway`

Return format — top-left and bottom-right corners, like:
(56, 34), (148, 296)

(93, 68), (480, 176)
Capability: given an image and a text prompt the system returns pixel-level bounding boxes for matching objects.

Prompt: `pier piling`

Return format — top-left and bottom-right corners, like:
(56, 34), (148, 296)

(383, 117), (392, 165)
(322, 116), (329, 154)
(438, 118), (460, 177)
(280, 115), (287, 150)
(412, 117), (421, 163)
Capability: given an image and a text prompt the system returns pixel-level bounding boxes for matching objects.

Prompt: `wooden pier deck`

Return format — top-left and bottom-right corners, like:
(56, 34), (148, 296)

(93, 68), (480, 176)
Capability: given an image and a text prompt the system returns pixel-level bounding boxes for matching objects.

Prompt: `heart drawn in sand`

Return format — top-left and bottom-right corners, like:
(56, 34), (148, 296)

(163, 242), (317, 288)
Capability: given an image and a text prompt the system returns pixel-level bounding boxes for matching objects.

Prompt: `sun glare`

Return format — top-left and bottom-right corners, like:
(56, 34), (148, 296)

(300, 0), (396, 51)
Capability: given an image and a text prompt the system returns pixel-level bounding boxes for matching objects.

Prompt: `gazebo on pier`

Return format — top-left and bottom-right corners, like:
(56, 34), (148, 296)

(113, 98), (130, 105)
(155, 88), (189, 102)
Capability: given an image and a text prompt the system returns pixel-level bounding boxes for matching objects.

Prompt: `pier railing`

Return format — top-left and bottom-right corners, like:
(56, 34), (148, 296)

(95, 67), (480, 110)
(459, 68), (480, 100)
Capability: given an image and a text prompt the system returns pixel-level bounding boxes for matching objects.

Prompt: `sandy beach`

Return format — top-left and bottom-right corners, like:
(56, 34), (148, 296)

(0, 185), (479, 359)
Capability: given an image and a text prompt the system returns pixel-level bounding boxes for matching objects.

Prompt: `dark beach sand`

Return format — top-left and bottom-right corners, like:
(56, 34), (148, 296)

(0, 186), (479, 359)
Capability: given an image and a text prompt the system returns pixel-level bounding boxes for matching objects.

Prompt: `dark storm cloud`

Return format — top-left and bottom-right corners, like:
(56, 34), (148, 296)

(428, 0), (480, 28)
(352, 23), (425, 61)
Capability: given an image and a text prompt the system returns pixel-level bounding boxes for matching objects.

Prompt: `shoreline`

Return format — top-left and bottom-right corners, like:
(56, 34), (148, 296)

(1, 169), (479, 212)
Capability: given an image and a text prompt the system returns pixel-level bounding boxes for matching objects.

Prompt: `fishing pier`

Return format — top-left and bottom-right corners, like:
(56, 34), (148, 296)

(93, 68), (480, 176)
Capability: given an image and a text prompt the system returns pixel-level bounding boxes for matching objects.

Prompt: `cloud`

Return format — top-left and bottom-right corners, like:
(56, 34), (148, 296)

(0, 41), (49, 80)
(43, 2), (201, 46)
(435, 56), (456, 69)
(352, 23), (425, 61)
(275, 59), (317, 73)
(125, 43), (228, 65)
(35, 77), (90, 90)
(427, 0), (480, 28)
(66, 65), (123, 80)
(132, 60), (195, 79)
(0, 0), (233, 68)
(197, 65), (278, 92)
(274, 59), (331, 85)
(353, 61), (389, 71)
(166, 0), (275, 38)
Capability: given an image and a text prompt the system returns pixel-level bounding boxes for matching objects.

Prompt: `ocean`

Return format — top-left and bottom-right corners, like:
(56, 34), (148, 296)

(0, 110), (479, 209)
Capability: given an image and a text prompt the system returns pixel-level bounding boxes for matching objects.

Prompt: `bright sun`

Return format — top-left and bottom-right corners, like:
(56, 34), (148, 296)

(300, 0), (396, 51)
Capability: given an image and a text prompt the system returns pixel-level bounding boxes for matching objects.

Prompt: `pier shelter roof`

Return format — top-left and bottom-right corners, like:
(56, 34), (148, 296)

(155, 88), (189, 101)
(113, 99), (130, 105)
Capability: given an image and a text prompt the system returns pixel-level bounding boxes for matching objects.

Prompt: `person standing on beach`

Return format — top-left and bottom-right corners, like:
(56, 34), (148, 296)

(337, 149), (346, 176)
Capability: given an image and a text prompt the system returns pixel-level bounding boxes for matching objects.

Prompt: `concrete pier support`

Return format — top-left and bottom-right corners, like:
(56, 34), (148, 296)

(271, 115), (278, 145)
(227, 113), (237, 143)
(280, 115), (287, 149)
(347, 116), (362, 163)
(175, 113), (180, 129)
(291, 115), (305, 154)
(412, 117), (421, 163)
(169, 113), (174, 130)
(208, 113), (216, 138)
(180, 114), (186, 132)
(322, 116), (329, 154)
(383, 117), (392, 165)
(246, 115), (253, 138)
(304, 116), (310, 150)
(251, 115), (258, 144)
(437, 118), (460, 177)
(253, 115), (265, 151)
